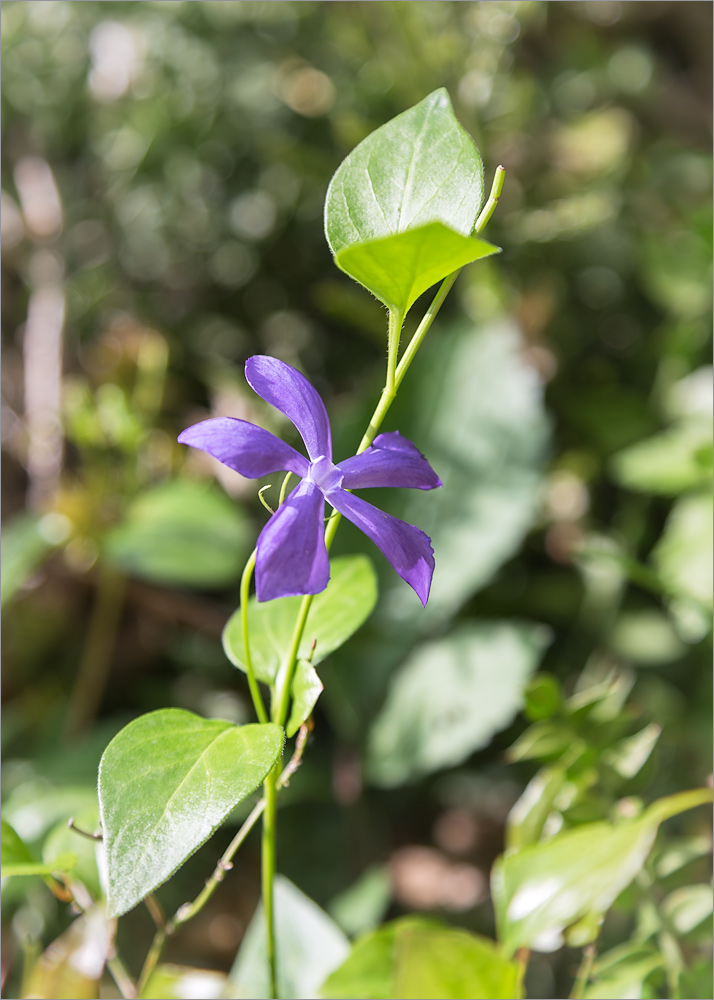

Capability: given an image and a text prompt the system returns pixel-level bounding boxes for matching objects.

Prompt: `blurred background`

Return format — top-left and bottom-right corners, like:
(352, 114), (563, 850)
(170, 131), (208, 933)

(2, 2), (712, 998)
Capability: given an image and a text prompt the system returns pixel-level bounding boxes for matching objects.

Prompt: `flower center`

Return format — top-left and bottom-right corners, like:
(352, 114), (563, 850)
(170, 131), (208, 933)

(307, 455), (344, 494)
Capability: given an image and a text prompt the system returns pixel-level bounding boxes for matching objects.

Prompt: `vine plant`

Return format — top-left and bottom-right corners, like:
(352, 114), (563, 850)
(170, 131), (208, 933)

(3, 90), (710, 1000)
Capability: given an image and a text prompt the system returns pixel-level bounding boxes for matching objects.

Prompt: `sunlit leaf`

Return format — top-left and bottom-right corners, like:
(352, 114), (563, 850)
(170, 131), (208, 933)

(23, 907), (116, 1000)
(99, 709), (284, 916)
(228, 875), (350, 1000)
(223, 555), (377, 685)
(140, 964), (227, 1000)
(368, 622), (550, 786)
(325, 88), (484, 255)
(662, 884), (713, 936)
(319, 916), (523, 1000)
(334, 222), (498, 315)
(506, 765), (566, 853)
(104, 480), (251, 588)
(493, 788), (713, 955)
(582, 947), (664, 1000)
(653, 492), (713, 606)
(286, 659), (323, 738)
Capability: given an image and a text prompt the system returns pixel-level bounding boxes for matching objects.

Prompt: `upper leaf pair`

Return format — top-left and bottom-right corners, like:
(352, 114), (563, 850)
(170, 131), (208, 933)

(325, 88), (499, 316)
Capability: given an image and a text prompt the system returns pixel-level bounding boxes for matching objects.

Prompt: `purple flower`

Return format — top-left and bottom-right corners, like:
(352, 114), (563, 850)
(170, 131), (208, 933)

(178, 356), (441, 605)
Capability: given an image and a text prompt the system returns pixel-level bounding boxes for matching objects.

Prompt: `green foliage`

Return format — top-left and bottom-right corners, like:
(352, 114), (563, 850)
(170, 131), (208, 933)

(325, 88), (488, 315)
(388, 318), (550, 625)
(368, 622), (549, 786)
(223, 555), (378, 685)
(286, 659), (323, 739)
(1, 818), (76, 878)
(228, 875), (350, 1000)
(320, 916), (523, 1000)
(493, 788), (711, 955)
(104, 480), (251, 588)
(98, 709), (284, 916)
(0, 513), (54, 606)
(335, 223), (498, 317)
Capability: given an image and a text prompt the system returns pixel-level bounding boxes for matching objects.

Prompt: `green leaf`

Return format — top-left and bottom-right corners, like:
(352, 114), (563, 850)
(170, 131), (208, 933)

(386, 319), (550, 625)
(286, 659), (323, 739)
(492, 788), (712, 955)
(1, 818), (77, 878)
(582, 948), (664, 1000)
(43, 805), (103, 899)
(611, 425), (712, 496)
(104, 480), (250, 588)
(228, 875), (350, 1000)
(325, 88), (484, 256)
(334, 222), (499, 316)
(653, 492), (713, 606)
(140, 964), (227, 1000)
(223, 555), (377, 685)
(367, 622), (549, 786)
(602, 723), (661, 780)
(506, 765), (566, 852)
(662, 884), (713, 936)
(23, 906), (116, 1000)
(98, 709), (284, 917)
(1, 513), (54, 606)
(329, 866), (392, 938)
(319, 917), (522, 1000)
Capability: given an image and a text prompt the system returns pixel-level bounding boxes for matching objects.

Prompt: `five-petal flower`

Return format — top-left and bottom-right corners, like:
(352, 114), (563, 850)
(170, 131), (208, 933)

(178, 356), (441, 604)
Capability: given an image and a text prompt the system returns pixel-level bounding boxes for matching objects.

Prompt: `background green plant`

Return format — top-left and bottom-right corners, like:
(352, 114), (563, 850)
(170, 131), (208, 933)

(1, 3), (711, 999)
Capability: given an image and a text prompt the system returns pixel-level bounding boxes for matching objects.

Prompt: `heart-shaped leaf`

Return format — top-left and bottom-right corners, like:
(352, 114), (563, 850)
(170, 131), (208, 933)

(492, 788), (713, 955)
(325, 89), (492, 317)
(319, 916), (523, 1000)
(99, 709), (283, 916)
(286, 659), (323, 739)
(335, 222), (499, 316)
(223, 555), (377, 685)
(325, 89), (484, 255)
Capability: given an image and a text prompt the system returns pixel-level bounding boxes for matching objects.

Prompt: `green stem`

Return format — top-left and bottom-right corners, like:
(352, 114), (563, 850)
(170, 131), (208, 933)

(570, 944), (596, 1000)
(135, 727), (312, 994)
(261, 163), (506, 1000)
(395, 164), (505, 391)
(262, 768), (279, 999)
(240, 549), (268, 725)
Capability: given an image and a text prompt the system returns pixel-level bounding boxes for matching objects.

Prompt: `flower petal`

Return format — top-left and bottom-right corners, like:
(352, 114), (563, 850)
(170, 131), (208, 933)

(326, 488), (434, 606)
(338, 431), (442, 490)
(178, 417), (309, 479)
(245, 356), (332, 462)
(255, 480), (329, 601)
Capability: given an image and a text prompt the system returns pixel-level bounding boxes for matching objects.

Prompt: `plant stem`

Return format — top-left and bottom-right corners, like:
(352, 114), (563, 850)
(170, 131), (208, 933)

(135, 730), (310, 993)
(262, 767), (279, 999)
(240, 548), (268, 725)
(260, 163), (506, 999)
(64, 564), (127, 740)
(395, 164), (505, 391)
(107, 954), (137, 1000)
(570, 944), (596, 1000)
